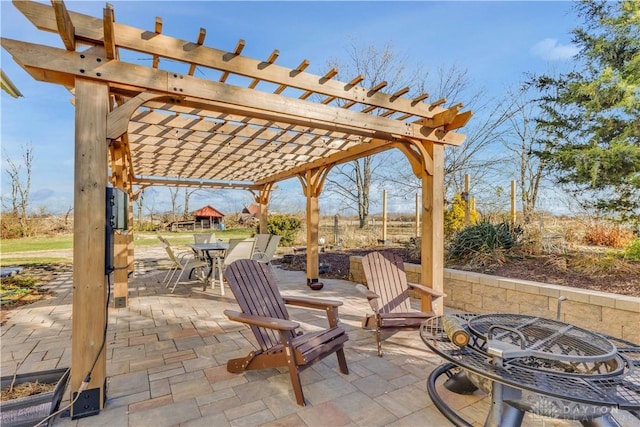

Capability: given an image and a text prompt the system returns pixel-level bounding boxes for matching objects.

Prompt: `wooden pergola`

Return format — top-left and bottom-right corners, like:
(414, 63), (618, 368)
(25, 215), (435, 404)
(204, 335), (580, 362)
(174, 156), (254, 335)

(2, 0), (471, 418)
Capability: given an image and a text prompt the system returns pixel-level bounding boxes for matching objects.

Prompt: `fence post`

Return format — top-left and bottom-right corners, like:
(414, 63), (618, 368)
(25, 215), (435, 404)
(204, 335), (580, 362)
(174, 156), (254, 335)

(510, 180), (517, 225)
(382, 189), (388, 242)
(464, 174), (471, 226)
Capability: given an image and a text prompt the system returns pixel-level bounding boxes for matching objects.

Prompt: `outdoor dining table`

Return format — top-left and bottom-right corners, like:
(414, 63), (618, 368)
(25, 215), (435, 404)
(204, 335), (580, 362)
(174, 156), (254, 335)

(420, 313), (640, 427)
(187, 242), (229, 286)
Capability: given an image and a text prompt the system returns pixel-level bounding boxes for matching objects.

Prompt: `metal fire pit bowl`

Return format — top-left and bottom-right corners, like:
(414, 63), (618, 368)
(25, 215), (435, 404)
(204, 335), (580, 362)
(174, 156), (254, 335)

(467, 313), (623, 376)
(421, 313), (640, 427)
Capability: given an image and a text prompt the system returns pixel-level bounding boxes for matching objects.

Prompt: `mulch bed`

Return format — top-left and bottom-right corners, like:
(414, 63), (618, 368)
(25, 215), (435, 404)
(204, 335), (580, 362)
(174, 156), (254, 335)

(1, 381), (56, 401)
(274, 247), (640, 297)
(0, 263), (70, 326)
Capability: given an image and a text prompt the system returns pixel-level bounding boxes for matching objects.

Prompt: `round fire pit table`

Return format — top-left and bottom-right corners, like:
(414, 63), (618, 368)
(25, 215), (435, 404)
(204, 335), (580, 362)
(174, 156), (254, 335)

(420, 313), (640, 427)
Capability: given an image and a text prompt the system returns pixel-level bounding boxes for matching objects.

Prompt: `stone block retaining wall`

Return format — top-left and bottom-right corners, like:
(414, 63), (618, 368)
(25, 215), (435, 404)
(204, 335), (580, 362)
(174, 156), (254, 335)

(349, 255), (640, 343)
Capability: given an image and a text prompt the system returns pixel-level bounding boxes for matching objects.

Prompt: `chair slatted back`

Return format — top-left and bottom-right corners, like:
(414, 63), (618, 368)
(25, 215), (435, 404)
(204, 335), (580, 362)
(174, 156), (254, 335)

(253, 234), (271, 256)
(254, 235), (281, 263)
(361, 251), (412, 314)
(161, 241), (182, 268)
(194, 233), (216, 244)
(223, 238), (256, 268)
(262, 235), (281, 261)
(225, 259), (294, 351)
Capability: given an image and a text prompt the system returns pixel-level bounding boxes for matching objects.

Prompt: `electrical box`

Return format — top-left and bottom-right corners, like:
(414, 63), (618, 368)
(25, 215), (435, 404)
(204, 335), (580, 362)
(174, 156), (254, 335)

(106, 187), (128, 231)
(105, 187), (128, 274)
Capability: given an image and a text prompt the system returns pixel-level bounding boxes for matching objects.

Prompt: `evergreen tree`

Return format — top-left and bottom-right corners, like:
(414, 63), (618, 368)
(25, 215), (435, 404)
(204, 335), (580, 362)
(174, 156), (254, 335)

(532, 0), (640, 223)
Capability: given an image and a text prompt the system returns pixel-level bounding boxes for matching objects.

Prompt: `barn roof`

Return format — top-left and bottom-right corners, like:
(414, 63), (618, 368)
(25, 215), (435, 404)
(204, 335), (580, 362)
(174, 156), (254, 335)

(243, 204), (260, 216)
(192, 205), (224, 218)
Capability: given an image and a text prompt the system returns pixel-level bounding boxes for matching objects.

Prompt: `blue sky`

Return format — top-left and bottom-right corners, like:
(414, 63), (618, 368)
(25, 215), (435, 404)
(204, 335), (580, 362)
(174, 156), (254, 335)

(1, 1), (580, 216)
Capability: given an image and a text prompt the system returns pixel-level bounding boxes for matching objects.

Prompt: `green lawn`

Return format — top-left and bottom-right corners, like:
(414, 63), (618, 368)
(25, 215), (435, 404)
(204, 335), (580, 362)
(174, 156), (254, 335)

(0, 236), (73, 253)
(0, 257), (72, 266)
(0, 228), (254, 254)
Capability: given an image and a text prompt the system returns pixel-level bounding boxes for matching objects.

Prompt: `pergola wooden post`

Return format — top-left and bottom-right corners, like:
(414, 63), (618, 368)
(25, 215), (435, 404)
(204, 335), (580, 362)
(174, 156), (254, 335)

(421, 142), (445, 315)
(299, 167), (330, 287)
(415, 193), (421, 237)
(254, 183), (273, 235)
(71, 78), (109, 417)
(127, 198), (134, 275)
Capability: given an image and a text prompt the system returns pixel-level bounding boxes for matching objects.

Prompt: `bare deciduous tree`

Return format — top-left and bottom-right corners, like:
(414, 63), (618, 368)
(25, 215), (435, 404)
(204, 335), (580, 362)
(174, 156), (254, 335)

(3, 144), (33, 236)
(325, 156), (390, 228)
(168, 187), (181, 221)
(383, 64), (518, 207)
(323, 42), (419, 228)
(135, 188), (145, 225)
(183, 188), (201, 219)
(500, 86), (548, 223)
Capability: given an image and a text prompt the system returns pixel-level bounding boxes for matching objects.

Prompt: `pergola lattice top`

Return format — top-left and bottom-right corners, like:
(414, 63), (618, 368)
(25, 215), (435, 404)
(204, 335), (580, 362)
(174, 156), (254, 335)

(4, 0), (471, 193)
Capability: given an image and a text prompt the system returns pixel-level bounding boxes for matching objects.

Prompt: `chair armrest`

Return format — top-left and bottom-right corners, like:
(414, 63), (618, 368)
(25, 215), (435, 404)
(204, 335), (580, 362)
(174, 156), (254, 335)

(251, 250), (266, 260)
(355, 284), (379, 300)
(283, 297), (343, 329)
(224, 310), (299, 331)
(408, 282), (446, 298)
(355, 284), (380, 314)
(175, 250), (193, 260)
(283, 296), (343, 310)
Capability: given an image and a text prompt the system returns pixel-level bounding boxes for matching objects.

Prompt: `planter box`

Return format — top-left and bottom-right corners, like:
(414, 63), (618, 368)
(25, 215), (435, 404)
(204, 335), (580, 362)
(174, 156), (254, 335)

(1, 367), (70, 427)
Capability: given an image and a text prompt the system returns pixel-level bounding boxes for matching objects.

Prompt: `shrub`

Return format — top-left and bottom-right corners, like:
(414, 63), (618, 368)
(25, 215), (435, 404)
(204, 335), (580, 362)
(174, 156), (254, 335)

(625, 238), (640, 261)
(448, 221), (522, 263)
(444, 193), (479, 238)
(570, 252), (639, 276)
(265, 214), (302, 246)
(134, 221), (160, 232)
(584, 224), (634, 248)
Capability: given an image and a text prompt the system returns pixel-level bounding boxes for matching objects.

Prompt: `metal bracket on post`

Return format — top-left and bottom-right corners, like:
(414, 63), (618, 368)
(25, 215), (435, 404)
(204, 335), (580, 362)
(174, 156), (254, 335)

(71, 380), (105, 419)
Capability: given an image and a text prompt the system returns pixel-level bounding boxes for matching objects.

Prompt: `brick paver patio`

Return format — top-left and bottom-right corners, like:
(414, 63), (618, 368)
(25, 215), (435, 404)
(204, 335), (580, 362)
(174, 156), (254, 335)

(2, 247), (637, 426)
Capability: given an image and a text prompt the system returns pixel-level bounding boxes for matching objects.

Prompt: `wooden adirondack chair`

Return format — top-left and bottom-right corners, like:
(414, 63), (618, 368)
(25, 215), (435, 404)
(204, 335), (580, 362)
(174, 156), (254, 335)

(223, 259), (349, 406)
(357, 251), (445, 356)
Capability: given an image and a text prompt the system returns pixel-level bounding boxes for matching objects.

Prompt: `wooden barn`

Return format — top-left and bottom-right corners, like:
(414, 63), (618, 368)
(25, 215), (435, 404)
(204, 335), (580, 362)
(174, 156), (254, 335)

(193, 205), (224, 228)
(239, 204), (260, 225)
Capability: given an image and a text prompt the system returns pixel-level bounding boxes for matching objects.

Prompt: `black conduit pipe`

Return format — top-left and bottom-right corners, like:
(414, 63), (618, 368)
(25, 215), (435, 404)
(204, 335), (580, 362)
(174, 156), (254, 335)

(427, 363), (474, 427)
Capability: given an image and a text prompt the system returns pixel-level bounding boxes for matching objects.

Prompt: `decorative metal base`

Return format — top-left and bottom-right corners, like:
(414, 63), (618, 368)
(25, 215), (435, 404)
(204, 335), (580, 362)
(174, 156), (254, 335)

(307, 278), (323, 290)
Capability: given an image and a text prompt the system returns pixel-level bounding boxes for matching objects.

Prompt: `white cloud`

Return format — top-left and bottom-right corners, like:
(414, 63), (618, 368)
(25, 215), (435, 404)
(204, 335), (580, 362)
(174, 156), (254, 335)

(530, 38), (579, 61)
